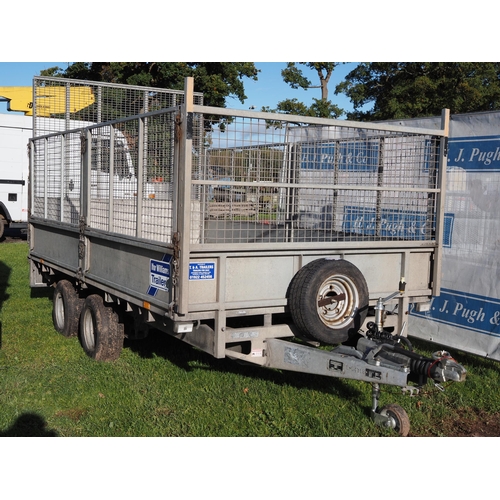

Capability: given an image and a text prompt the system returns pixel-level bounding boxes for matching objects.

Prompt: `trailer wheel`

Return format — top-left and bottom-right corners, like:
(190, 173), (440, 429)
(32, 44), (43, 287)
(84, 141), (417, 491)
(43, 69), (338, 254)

(0, 217), (5, 240)
(52, 280), (84, 338)
(379, 404), (411, 437)
(289, 259), (369, 344)
(80, 294), (124, 362)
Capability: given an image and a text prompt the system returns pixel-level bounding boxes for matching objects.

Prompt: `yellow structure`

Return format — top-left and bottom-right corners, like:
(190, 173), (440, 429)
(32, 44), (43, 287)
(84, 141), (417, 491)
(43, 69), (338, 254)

(0, 86), (95, 116)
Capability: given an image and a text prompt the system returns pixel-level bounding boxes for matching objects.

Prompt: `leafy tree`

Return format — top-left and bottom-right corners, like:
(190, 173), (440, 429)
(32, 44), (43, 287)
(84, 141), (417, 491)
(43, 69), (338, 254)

(41, 62), (259, 108)
(262, 62), (343, 118)
(335, 62), (500, 121)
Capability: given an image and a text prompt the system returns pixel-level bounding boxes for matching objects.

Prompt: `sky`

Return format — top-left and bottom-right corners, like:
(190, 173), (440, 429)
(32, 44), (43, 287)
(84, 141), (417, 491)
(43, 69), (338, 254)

(0, 4), (493, 117)
(0, 62), (358, 116)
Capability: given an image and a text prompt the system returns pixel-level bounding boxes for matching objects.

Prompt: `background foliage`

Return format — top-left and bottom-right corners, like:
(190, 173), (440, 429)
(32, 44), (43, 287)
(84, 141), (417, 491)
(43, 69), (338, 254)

(43, 62), (500, 121)
(43, 62), (259, 109)
(335, 62), (500, 120)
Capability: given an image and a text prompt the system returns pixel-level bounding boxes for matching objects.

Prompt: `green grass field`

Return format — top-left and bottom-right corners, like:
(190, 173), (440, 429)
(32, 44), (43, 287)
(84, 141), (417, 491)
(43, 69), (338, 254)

(1, 241), (500, 437)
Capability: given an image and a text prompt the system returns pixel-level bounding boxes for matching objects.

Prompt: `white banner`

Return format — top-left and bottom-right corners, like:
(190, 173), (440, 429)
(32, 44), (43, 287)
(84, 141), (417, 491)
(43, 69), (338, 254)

(394, 112), (500, 360)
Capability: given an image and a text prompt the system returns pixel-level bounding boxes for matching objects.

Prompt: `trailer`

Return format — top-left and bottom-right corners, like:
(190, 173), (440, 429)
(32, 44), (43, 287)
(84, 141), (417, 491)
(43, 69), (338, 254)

(28, 77), (466, 435)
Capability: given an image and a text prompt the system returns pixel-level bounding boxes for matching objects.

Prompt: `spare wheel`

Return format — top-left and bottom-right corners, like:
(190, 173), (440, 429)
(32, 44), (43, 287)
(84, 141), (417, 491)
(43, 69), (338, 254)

(289, 258), (369, 344)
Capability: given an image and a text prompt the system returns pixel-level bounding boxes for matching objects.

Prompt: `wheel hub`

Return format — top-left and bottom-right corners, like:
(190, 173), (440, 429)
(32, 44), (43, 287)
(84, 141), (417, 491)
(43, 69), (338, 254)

(317, 276), (359, 329)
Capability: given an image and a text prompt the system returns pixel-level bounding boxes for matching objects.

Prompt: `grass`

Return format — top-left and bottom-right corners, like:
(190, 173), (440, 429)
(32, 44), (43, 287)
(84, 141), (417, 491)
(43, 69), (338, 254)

(1, 241), (500, 437)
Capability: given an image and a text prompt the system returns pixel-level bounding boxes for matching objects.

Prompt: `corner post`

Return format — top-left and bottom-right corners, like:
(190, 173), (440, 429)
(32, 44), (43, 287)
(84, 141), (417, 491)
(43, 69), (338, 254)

(433, 108), (450, 296)
(175, 77), (195, 315)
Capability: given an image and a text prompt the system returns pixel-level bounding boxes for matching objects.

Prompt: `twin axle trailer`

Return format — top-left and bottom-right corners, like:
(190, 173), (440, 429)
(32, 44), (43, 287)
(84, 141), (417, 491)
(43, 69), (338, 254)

(28, 77), (466, 435)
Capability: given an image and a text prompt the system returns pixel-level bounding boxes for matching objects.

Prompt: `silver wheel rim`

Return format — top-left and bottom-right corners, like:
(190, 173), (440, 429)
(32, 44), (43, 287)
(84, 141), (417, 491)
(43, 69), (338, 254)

(316, 275), (359, 329)
(54, 292), (65, 329)
(82, 307), (95, 351)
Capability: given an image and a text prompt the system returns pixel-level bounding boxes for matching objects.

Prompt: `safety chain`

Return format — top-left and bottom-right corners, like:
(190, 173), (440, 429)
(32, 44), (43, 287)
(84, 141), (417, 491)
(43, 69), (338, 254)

(171, 231), (180, 287)
(174, 112), (182, 143)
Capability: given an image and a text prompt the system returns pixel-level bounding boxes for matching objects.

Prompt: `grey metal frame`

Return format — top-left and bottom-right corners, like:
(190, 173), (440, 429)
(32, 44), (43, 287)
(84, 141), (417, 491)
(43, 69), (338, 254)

(29, 77), (449, 366)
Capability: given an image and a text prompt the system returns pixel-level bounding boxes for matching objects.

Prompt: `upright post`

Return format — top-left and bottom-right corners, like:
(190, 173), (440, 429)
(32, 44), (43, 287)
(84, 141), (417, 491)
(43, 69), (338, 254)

(175, 77), (194, 315)
(432, 108), (450, 296)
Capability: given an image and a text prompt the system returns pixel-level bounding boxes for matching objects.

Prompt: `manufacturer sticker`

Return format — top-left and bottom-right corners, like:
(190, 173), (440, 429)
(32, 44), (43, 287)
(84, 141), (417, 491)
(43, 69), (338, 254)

(189, 262), (215, 280)
(148, 255), (171, 296)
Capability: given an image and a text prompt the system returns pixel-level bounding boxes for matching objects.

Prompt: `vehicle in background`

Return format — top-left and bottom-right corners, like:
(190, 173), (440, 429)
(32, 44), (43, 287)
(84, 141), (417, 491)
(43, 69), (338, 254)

(0, 113), (31, 238)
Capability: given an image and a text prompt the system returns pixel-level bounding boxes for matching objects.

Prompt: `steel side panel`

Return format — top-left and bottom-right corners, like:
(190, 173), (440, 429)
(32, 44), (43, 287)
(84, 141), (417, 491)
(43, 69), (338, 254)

(225, 256), (294, 303)
(85, 236), (173, 306)
(187, 255), (295, 306)
(408, 252), (433, 292)
(348, 251), (433, 298)
(31, 222), (434, 316)
(31, 224), (80, 271)
(187, 250), (433, 312)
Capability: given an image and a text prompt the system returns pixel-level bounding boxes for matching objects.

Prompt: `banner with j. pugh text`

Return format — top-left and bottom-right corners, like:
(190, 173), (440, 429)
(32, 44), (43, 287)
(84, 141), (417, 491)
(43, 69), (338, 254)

(395, 112), (500, 360)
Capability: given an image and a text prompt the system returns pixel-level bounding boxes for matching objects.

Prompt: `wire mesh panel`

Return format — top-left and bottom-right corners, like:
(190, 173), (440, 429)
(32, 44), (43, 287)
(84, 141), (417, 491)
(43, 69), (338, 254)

(31, 77), (202, 244)
(32, 76), (203, 137)
(31, 130), (82, 223)
(86, 109), (180, 242)
(192, 112), (443, 247)
(30, 85), (445, 251)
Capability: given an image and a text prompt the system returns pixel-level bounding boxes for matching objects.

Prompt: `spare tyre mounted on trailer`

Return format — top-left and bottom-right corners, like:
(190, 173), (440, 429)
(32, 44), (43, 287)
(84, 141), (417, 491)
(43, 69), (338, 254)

(288, 259), (369, 344)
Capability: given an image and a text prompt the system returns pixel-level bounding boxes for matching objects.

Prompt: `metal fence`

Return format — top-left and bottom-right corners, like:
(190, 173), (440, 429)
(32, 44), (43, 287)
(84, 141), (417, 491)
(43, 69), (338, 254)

(31, 77), (203, 242)
(193, 110), (444, 247)
(32, 76), (203, 136)
(30, 93), (446, 249)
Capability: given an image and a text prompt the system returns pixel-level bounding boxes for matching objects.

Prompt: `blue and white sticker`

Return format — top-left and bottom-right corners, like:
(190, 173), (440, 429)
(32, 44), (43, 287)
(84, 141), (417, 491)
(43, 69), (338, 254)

(189, 262), (215, 281)
(148, 255), (171, 296)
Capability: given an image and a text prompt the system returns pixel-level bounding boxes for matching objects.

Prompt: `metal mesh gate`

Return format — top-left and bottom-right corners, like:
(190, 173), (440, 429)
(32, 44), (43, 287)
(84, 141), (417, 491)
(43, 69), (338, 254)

(30, 77), (203, 242)
(193, 111), (442, 247)
(32, 76), (203, 136)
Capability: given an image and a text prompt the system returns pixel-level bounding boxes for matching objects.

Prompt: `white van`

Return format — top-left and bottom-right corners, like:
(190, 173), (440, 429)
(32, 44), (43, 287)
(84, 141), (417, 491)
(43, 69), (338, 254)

(0, 113), (31, 237)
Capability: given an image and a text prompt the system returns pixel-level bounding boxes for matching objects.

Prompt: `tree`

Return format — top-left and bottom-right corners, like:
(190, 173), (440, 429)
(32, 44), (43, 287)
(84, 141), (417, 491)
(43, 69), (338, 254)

(262, 62), (343, 118)
(335, 62), (500, 121)
(41, 62), (259, 109)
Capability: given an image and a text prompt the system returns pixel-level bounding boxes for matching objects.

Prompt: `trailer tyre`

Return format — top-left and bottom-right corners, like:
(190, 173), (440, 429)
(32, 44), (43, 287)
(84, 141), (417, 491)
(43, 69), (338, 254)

(80, 294), (124, 362)
(289, 259), (369, 344)
(52, 280), (84, 338)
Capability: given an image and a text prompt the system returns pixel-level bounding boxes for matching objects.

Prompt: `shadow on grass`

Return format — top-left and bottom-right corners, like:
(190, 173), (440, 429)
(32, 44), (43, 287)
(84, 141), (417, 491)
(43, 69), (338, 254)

(0, 413), (58, 437)
(30, 286), (53, 301)
(0, 260), (11, 350)
(125, 328), (364, 401)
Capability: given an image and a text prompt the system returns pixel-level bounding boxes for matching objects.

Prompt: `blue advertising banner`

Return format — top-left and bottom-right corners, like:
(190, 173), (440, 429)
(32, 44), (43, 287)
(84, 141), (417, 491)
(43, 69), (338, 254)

(300, 140), (379, 171)
(342, 205), (428, 239)
(411, 288), (500, 338)
(448, 136), (500, 172)
(342, 206), (454, 243)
